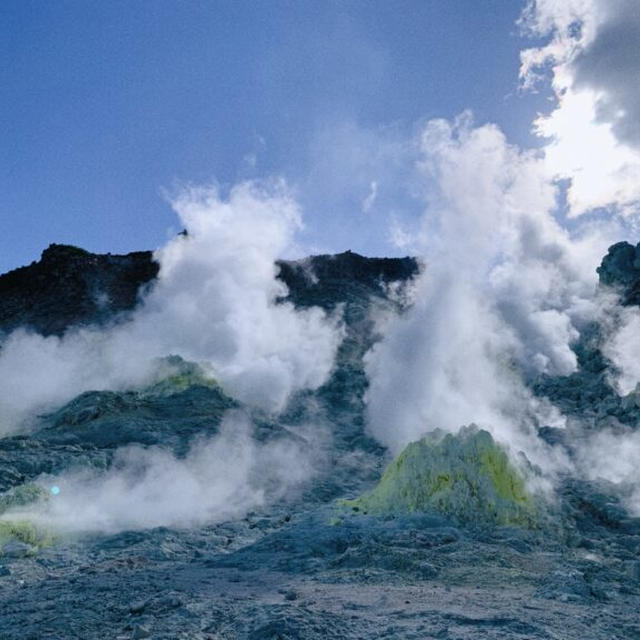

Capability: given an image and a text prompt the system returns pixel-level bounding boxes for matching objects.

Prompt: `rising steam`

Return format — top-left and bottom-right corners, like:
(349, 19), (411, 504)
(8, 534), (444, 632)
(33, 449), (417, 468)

(363, 1), (640, 510)
(0, 181), (343, 432)
(364, 115), (612, 471)
(4, 0), (640, 533)
(9, 411), (326, 533)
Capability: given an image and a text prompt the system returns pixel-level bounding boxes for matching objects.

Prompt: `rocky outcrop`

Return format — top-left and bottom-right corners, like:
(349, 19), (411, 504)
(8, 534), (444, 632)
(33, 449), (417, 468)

(0, 245), (419, 337)
(0, 244), (159, 336)
(277, 250), (420, 310)
(597, 241), (640, 305)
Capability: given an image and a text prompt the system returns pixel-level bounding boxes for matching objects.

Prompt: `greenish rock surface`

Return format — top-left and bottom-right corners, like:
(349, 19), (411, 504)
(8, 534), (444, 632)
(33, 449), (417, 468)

(0, 520), (52, 552)
(344, 427), (539, 527)
(141, 355), (219, 397)
(0, 484), (48, 515)
(0, 485), (54, 552)
(36, 355), (235, 451)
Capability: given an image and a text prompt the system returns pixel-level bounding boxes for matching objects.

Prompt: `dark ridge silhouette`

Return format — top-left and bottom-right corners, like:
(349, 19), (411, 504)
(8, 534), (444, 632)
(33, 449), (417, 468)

(0, 244), (420, 336)
(0, 244), (159, 336)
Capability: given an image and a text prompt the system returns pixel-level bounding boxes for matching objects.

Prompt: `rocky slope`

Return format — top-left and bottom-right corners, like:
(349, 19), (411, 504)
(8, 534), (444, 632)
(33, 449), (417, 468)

(0, 243), (639, 639)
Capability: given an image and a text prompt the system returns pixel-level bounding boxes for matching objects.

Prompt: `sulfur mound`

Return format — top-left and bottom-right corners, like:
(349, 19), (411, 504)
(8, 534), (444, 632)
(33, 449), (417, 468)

(344, 426), (539, 527)
(141, 355), (220, 397)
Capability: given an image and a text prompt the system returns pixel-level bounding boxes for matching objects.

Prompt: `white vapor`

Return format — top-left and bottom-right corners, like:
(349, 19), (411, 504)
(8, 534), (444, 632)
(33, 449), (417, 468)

(363, 1), (640, 499)
(5, 0), (640, 530)
(575, 428), (640, 516)
(362, 181), (378, 213)
(364, 114), (612, 470)
(602, 303), (640, 396)
(0, 181), (343, 431)
(6, 411), (323, 534)
(515, 1), (640, 510)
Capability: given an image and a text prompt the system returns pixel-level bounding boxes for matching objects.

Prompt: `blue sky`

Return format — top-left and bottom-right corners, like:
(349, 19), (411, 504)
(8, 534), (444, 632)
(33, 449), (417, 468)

(3, 1), (554, 273)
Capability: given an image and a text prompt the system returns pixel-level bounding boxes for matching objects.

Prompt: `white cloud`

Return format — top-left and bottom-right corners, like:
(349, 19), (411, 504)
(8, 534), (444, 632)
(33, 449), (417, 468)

(520, 0), (640, 216)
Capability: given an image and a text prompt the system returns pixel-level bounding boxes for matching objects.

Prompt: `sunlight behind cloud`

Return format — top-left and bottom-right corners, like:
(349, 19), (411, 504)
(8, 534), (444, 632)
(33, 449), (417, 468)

(521, 0), (640, 219)
(535, 88), (640, 216)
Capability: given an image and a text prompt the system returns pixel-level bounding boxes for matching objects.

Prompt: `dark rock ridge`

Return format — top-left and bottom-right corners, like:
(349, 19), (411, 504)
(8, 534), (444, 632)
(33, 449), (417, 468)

(277, 250), (420, 310)
(0, 244), (420, 337)
(0, 244), (159, 337)
(597, 240), (640, 305)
